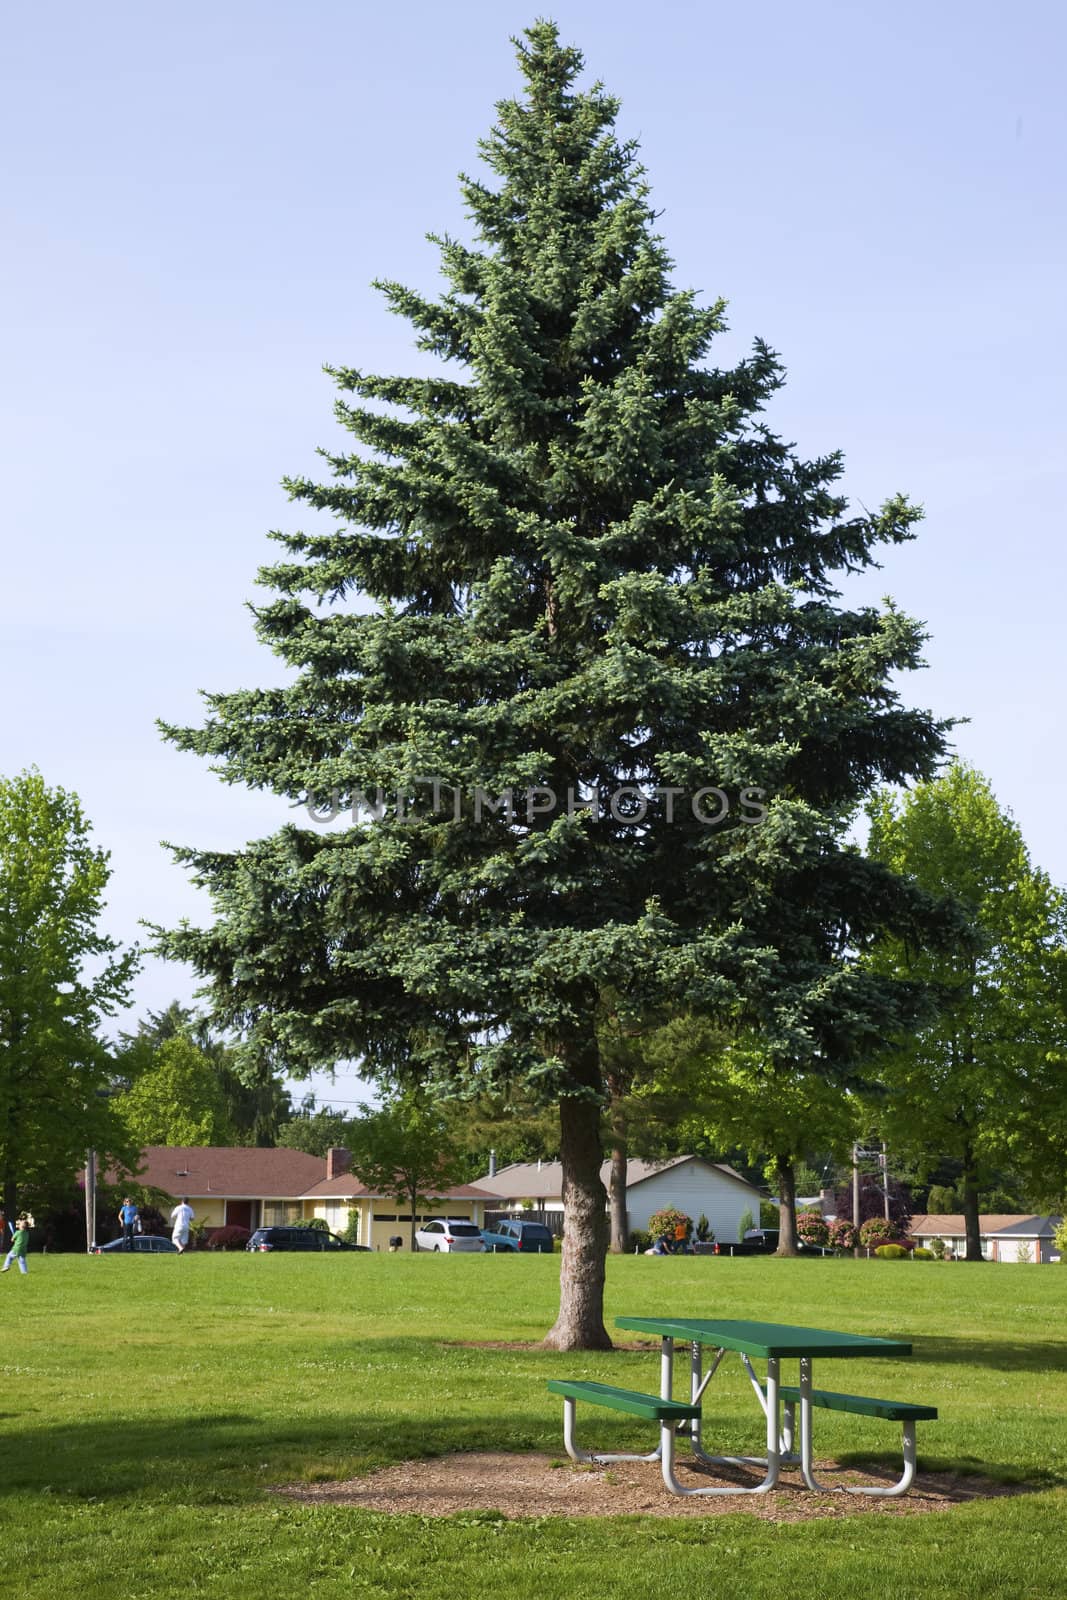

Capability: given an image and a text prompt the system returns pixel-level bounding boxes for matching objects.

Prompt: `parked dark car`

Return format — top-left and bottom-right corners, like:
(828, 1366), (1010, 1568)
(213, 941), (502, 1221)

(92, 1235), (178, 1255)
(245, 1226), (368, 1252)
(482, 1219), (555, 1253)
(712, 1230), (830, 1256)
(713, 1230), (779, 1256)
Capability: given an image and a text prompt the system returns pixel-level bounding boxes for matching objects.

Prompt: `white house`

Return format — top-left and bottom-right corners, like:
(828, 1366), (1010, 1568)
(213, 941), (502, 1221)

(473, 1155), (765, 1244)
(908, 1213), (1062, 1263)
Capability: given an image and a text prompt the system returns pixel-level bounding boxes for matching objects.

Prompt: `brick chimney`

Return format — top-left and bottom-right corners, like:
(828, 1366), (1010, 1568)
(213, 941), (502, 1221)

(326, 1147), (351, 1180)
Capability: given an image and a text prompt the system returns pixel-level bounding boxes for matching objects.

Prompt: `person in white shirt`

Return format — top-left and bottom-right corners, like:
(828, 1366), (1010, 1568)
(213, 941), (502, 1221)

(170, 1199), (195, 1254)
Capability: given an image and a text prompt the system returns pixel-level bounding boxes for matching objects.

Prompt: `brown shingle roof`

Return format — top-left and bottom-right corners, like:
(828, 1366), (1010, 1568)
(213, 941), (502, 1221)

(130, 1146), (327, 1199)
(124, 1147), (498, 1204)
(301, 1175), (496, 1200)
(909, 1213), (1047, 1237)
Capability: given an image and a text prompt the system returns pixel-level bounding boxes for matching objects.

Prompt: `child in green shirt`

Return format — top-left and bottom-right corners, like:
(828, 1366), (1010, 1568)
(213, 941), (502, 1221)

(2, 1217), (29, 1276)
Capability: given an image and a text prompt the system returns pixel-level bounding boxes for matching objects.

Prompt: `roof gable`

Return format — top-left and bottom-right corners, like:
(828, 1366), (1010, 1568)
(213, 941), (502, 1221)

(473, 1155), (761, 1199)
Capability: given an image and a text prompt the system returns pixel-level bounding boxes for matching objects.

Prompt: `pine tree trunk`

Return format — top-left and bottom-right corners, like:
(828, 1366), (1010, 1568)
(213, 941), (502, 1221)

(607, 1081), (628, 1254)
(544, 1038), (611, 1351)
(775, 1157), (799, 1256)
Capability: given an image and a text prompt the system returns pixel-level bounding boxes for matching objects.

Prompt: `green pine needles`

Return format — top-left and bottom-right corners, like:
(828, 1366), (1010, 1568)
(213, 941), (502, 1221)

(158, 24), (953, 1346)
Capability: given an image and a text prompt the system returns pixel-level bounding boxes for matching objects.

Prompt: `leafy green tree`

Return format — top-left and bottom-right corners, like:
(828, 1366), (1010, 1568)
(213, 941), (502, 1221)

(925, 1184), (959, 1214)
(0, 770), (139, 1216)
(866, 763), (1067, 1260)
(114, 1035), (237, 1147)
(346, 1094), (470, 1252)
(157, 25), (952, 1347)
(634, 1016), (861, 1253)
(275, 1101), (351, 1157)
(439, 1090), (559, 1179)
(119, 1002), (291, 1146)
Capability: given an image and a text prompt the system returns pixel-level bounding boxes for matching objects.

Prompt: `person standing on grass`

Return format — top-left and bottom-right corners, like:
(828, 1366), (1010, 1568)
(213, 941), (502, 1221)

(0, 1211), (10, 1253)
(170, 1198), (194, 1254)
(118, 1197), (139, 1251)
(2, 1217), (30, 1275)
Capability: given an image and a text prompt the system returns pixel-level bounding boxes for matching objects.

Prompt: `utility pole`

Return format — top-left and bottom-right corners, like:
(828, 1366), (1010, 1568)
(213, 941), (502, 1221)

(85, 1149), (96, 1252)
(882, 1142), (891, 1222)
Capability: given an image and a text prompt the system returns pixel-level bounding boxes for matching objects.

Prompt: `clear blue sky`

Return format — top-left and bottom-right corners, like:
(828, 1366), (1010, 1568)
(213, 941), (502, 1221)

(3, 2), (1064, 1108)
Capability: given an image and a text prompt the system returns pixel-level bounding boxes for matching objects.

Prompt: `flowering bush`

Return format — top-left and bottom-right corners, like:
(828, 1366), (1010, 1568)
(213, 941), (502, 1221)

(647, 1208), (692, 1243)
(796, 1212), (829, 1249)
(828, 1218), (857, 1251)
(859, 1216), (900, 1248)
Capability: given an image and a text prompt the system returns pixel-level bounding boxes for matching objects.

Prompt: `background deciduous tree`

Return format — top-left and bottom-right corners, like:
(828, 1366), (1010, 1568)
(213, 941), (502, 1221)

(118, 1002), (291, 1146)
(158, 24), (954, 1347)
(346, 1093), (469, 1253)
(275, 1100), (351, 1158)
(0, 770), (139, 1216)
(634, 1016), (861, 1253)
(865, 762), (1067, 1260)
(114, 1035), (237, 1148)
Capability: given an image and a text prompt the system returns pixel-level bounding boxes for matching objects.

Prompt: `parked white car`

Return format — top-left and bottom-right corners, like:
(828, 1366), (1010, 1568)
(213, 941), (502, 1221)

(415, 1219), (487, 1253)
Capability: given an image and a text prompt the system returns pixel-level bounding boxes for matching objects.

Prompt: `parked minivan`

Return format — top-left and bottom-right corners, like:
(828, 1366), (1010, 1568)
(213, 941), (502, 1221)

(481, 1219), (554, 1253)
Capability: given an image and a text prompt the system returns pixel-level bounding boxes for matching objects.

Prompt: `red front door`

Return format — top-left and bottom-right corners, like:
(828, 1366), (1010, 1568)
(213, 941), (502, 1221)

(226, 1201), (253, 1230)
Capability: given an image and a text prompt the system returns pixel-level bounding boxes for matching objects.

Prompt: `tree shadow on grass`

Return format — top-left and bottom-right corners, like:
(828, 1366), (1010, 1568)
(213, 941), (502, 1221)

(904, 1336), (1067, 1373)
(0, 1408), (561, 1503)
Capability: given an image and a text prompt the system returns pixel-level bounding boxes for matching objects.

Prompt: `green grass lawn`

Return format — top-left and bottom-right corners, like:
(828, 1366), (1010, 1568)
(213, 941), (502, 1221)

(0, 1252), (1063, 1599)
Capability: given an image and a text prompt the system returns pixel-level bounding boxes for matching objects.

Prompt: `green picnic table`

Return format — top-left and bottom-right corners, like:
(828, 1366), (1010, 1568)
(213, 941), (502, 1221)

(549, 1316), (934, 1497)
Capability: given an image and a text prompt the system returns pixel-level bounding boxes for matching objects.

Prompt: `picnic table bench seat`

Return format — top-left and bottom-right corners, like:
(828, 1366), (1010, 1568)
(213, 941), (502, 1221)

(776, 1386), (937, 1422)
(547, 1379), (700, 1424)
(770, 1384), (938, 1496)
(548, 1379), (708, 1494)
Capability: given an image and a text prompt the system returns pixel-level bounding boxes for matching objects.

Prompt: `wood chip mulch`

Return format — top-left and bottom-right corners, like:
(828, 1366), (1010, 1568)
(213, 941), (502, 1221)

(276, 1452), (1028, 1521)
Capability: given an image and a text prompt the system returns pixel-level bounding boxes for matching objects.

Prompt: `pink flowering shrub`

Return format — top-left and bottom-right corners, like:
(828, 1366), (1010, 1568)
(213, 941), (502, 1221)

(647, 1207), (693, 1243)
(859, 1216), (899, 1248)
(828, 1218), (857, 1251)
(796, 1212), (829, 1248)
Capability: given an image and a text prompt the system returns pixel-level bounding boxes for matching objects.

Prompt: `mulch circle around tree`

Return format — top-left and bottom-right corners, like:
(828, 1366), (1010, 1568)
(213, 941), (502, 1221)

(276, 1453), (1028, 1522)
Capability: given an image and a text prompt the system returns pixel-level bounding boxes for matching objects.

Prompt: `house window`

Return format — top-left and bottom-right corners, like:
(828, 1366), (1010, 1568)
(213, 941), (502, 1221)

(262, 1201), (302, 1226)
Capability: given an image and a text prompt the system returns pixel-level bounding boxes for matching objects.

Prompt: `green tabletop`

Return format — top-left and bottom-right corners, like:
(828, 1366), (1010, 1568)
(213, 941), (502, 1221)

(615, 1317), (912, 1359)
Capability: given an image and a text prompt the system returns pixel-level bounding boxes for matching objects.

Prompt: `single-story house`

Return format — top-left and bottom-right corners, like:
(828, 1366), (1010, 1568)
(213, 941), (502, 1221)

(473, 1155), (765, 1244)
(124, 1146), (494, 1251)
(908, 1213), (1063, 1264)
(300, 1165), (495, 1251)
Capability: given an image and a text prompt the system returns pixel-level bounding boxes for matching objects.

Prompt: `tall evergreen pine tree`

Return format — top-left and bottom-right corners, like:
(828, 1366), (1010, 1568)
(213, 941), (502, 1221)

(160, 24), (951, 1347)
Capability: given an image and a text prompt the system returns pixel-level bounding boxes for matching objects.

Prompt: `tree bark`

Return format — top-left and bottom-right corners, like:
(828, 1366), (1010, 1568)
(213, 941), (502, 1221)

(774, 1156), (799, 1256)
(407, 1181), (419, 1254)
(606, 1078), (628, 1254)
(961, 1153), (983, 1262)
(544, 1037), (611, 1350)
